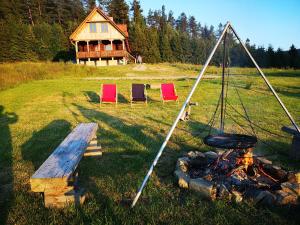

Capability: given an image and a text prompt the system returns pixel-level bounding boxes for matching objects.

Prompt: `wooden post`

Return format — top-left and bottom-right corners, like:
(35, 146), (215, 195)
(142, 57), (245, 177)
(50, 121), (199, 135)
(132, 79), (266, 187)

(110, 39), (113, 50)
(98, 40), (101, 63)
(122, 40), (125, 50)
(75, 41), (79, 64)
(87, 41), (90, 62)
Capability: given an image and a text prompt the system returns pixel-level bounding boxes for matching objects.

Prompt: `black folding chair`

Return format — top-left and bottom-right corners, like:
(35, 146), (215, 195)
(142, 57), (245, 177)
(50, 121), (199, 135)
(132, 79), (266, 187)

(131, 84), (147, 106)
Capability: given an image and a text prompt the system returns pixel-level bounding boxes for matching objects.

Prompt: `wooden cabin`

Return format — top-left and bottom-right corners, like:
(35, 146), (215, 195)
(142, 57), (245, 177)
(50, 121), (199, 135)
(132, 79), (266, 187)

(70, 7), (134, 66)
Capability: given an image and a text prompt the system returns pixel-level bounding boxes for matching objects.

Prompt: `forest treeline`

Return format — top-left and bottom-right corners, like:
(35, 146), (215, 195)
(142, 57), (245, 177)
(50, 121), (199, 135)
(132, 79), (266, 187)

(0, 0), (299, 68)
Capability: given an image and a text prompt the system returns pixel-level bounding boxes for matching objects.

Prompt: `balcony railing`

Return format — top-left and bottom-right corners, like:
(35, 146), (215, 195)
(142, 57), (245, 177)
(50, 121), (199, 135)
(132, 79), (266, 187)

(77, 50), (127, 59)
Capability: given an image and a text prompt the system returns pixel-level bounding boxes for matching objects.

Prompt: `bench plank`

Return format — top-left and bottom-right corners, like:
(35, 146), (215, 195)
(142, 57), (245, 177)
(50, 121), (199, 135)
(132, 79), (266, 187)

(31, 123), (98, 189)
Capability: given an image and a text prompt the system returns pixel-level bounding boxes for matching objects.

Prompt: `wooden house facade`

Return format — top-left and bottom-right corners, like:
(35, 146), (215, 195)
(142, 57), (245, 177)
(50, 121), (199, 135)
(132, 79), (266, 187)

(70, 7), (134, 66)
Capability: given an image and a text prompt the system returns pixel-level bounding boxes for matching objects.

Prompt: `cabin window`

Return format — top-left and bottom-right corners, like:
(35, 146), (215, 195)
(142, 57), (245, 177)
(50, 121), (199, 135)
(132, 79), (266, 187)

(101, 23), (108, 33)
(89, 23), (97, 33)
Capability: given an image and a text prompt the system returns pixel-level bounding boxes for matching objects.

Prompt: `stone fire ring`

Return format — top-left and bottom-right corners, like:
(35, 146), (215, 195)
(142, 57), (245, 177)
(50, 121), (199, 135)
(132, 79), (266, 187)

(174, 151), (300, 205)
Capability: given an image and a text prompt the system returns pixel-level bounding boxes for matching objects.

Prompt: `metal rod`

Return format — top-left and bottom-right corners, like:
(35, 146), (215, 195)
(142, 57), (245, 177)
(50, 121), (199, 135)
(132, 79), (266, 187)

(229, 24), (300, 133)
(131, 22), (232, 208)
(220, 31), (227, 132)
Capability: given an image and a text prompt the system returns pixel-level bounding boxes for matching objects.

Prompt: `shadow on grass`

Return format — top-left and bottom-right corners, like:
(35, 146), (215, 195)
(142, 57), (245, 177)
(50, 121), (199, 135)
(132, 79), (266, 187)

(84, 91), (99, 103)
(0, 105), (18, 224)
(21, 120), (72, 170)
(265, 71), (300, 77)
(72, 103), (199, 193)
(275, 87), (300, 99)
(118, 94), (129, 103)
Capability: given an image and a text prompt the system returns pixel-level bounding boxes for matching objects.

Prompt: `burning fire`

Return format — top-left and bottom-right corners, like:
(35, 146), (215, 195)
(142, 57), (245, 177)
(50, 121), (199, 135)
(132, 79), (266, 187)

(236, 149), (254, 170)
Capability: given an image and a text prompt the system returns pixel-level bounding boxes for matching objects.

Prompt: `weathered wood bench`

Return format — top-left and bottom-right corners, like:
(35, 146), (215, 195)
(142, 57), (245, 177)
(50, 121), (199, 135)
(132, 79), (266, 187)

(282, 126), (300, 159)
(30, 123), (102, 208)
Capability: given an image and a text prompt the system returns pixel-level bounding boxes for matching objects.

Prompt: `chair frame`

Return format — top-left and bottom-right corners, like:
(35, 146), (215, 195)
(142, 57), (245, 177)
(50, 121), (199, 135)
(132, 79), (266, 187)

(99, 84), (118, 107)
(160, 83), (179, 105)
(130, 84), (148, 107)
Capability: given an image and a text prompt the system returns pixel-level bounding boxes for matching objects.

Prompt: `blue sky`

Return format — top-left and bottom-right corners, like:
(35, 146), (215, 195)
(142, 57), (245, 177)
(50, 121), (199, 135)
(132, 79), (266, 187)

(128, 0), (300, 50)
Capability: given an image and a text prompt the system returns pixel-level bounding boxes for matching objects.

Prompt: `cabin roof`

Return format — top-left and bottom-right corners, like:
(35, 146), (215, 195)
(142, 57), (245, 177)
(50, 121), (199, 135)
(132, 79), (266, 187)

(69, 7), (128, 41)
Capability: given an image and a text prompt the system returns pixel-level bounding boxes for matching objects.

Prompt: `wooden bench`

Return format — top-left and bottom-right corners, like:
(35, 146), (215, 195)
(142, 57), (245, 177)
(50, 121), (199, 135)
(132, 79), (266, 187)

(30, 123), (102, 208)
(282, 126), (300, 159)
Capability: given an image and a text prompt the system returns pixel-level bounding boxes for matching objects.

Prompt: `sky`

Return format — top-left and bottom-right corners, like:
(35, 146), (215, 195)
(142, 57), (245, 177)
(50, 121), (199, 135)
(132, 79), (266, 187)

(130, 0), (300, 50)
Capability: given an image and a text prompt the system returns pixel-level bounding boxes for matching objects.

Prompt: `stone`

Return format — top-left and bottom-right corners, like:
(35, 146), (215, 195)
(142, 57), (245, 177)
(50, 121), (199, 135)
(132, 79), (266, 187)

(275, 190), (298, 205)
(218, 184), (231, 199)
(189, 178), (215, 200)
(204, 151), (218, 164)
(281, 182), (300, 196)
(253, 191), (276, 205)
(176, 157), (190, 172)
(232, 190), (243, 203)
(174, 170), (190, 189)
(189, 157), (207, 169)
(295, 172), (300, 184)
(187, 151), (205, 159)
(262, 164), (288, 181)
(256, 157), (272, 165)
(287, 172), (297, 183)
(204, 151), (218, 160)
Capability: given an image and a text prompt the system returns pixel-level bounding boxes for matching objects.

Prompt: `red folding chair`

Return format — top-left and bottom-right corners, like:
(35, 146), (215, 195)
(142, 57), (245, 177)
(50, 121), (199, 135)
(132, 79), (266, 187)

(161, 83), (179, 104)
(100, 84), (117, 107)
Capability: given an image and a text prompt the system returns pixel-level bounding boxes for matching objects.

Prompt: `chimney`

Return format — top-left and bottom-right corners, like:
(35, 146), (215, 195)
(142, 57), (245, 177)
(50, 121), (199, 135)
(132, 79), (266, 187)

(109, 17), (114, 21)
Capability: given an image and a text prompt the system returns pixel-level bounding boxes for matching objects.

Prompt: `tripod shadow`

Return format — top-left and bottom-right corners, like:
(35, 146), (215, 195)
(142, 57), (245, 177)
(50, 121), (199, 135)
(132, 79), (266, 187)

(0, 105), (18, 224)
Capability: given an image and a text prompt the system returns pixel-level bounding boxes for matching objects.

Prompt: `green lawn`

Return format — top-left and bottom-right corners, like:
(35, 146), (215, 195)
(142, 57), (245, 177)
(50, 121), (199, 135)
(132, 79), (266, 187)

(0, 63), (300, 225)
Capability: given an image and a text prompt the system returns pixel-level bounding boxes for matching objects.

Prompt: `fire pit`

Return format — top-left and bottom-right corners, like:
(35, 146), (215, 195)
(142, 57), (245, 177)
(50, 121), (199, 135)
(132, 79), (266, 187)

(175, 134), (300, 205)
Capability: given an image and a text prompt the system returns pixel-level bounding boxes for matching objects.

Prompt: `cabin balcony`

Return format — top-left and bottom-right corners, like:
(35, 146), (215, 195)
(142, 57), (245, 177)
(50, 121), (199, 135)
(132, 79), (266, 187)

(77, 50), (128, 59)
(75, 39), (135, 66)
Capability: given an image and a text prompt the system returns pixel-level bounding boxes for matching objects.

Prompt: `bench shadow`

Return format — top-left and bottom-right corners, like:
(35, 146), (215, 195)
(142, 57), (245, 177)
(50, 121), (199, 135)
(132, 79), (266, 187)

(21, 120), (72, 170)
(83, 91), (99, 103)
(0, 105), (18, 224)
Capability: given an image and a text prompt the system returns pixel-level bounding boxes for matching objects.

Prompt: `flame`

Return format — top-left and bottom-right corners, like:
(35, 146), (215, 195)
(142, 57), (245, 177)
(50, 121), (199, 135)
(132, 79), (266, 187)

(236, 150), (253, 170)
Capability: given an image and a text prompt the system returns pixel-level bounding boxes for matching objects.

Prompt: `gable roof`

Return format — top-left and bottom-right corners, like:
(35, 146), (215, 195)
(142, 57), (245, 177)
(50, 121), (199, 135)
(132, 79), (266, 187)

(69, 7), (128, 41)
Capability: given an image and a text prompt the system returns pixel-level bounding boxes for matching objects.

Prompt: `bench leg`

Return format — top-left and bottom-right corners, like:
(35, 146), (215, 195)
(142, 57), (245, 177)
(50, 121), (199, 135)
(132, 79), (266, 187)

(43, 172), (86, 208)
(84, 136), (102, 157)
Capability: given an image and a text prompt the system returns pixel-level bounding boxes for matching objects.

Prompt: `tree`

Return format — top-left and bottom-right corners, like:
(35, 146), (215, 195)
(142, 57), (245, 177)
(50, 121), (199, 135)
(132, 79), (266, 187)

(84, 0), (96, 12)
(128, 0), (146, 57)
(170, 32), (182, 62)
(288, 44), (299, 69)
(108, 0), (129, 24)
(144, 27), (161, 63)
(176, 12), (188, 33)
(167, 10), (175, 28)
(266, 45), (275, 68)
(188, 16), (198, 38)
(98, 0), (111, 12)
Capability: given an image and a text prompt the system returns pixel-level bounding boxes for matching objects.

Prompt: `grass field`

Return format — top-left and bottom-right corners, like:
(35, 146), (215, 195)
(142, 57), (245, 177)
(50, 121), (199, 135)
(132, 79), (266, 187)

(0, 62), (300, 225)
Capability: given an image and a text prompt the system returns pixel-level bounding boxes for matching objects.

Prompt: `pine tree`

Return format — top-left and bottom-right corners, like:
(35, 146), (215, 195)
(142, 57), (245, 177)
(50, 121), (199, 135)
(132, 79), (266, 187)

(33, 22), (54, 60)
(170, 32), (183, 62)
(144, 27), (161, 63)
(176, 12), (188, 33)
(158, 5), (173, 62)
(188, 16), (198, 38)
(99, 0), (111, 12)
(266, 45), (275, 68)
(84, 0), (96, 12)
(108, 0), (129, 24)
(167, 10), (175, 28)
(288, 44), (299, 69)
(128, 0), (146, 57)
